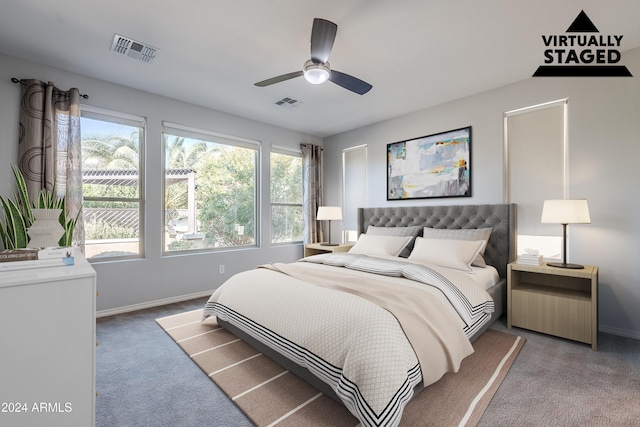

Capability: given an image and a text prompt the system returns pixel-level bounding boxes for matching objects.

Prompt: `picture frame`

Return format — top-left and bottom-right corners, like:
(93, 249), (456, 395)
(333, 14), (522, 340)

(387, 126), (471, 200)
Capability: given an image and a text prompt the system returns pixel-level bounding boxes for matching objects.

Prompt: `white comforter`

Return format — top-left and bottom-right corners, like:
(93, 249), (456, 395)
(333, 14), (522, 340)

(203, 253), (494, 427)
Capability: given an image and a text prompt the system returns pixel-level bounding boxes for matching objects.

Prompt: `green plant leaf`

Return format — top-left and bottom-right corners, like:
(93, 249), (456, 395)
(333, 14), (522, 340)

(61, 206), (82, 247)
(1, 197), (28, 249)
(11, 165), (33, 226)
(1, 196), (15, 249)
(0, 195), (11, 249)
(0, 220), (8, 249)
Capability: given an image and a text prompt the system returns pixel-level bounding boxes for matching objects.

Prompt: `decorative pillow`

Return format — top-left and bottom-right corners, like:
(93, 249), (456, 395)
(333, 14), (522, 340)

(422, 227), (493, 267)
(408, 237), (485, 272)
(349, 233), (413, 257)
(366, 225), (422, 257)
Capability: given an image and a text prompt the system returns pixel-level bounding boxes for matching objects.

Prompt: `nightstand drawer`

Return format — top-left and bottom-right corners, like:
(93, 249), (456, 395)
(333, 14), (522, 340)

(511, 285), (592, 343)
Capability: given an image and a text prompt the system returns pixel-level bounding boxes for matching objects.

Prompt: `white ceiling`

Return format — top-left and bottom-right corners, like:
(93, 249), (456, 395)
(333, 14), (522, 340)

(1, 0), (638, 138)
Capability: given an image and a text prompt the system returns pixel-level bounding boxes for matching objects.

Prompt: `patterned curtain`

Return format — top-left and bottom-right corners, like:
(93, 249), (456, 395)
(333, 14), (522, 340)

(301, 143), (323, 244)
(17, 79), (84, 249)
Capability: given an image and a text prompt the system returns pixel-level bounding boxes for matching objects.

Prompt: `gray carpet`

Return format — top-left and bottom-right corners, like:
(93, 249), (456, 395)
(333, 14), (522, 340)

(479, 322), (640, 427)
(96, 298), (640, 427)
(96, 298), (252, 427)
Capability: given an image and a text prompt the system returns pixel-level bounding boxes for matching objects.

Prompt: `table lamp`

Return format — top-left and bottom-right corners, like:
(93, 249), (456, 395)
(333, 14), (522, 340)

(317, 206), (342, 246)
(541, 199), (590, 269)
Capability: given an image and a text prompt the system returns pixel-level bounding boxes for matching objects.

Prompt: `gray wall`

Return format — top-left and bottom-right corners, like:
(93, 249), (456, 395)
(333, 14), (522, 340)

(324, 48), (640, 340)
(0, 54), (320, 314)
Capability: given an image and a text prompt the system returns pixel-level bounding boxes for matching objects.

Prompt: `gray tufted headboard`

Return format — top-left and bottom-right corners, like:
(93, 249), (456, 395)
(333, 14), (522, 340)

(357, 204), (517, 279)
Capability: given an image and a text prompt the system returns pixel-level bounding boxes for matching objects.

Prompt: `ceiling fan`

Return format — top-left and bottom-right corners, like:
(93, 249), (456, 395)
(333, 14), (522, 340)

(254, 18), (372, 95)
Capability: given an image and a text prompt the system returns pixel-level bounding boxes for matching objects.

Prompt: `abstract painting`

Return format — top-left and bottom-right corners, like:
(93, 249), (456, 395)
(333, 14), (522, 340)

(387, 126), (471, 200)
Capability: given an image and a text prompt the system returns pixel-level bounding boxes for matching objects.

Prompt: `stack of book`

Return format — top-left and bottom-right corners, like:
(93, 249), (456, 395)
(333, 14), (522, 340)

(0, 247), (75, 272)
(516, 253), (544, 266)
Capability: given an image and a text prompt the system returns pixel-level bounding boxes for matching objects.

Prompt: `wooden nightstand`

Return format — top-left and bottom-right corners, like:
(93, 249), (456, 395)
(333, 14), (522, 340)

(507, 262), (598, 350)
(304, 243), (353, 257)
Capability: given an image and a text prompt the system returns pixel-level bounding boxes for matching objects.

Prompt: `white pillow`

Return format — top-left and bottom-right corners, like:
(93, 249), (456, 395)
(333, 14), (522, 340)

(408, 237), (485, 272)
(366, 225), (422, 257)
(349, 233), (413, 257)
(422, 227), (493, 267)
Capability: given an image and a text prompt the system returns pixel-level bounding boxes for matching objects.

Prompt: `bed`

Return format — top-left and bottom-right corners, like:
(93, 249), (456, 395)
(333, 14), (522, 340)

(203, 203), (516, 427)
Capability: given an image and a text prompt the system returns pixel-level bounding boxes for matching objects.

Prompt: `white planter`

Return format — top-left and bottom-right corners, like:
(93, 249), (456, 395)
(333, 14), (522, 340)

(27, 208), (64, 248)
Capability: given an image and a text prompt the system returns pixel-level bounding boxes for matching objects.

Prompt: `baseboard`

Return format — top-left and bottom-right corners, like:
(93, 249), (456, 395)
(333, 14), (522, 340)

(600, 324), (640, 341)
(96, 290), (212, 318)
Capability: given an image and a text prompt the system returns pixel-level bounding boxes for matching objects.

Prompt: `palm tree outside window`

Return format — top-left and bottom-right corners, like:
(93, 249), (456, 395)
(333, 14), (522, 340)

(80, 106), (145, 260)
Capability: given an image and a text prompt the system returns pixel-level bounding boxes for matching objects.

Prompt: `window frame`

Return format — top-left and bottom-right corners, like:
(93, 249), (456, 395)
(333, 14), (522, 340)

(269, 146), (303, 245)
(504, 98), (568, 261)
(80, 105), (146, 262)
(342, 145), (368, 244)
(161, 121), (261, 256)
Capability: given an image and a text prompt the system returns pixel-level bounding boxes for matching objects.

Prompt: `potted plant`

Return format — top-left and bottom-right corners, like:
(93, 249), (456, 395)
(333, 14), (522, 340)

(0, 165), (80, 249)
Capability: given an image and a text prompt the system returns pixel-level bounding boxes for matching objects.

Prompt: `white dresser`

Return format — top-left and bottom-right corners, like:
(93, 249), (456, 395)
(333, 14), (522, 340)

(0, 255), (96, 427)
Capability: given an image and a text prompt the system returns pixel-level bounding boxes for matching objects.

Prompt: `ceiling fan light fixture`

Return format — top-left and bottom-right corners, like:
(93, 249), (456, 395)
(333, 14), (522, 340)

(254, 19), (372, 94)
(303, 60), (330, 84)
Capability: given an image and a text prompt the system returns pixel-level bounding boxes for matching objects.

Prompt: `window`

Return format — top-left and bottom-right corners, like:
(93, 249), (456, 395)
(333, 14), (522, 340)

(163, 122), (259, 253)
(270, 149), (303, 244)
(342, 145), (367, 243)
(80, 106), (145, 260)
(505, 99), (566, 260)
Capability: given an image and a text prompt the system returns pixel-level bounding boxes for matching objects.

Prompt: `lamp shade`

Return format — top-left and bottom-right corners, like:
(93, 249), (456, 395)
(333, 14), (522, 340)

(541, 199), (591, 224)
(317, 206), (342, 221)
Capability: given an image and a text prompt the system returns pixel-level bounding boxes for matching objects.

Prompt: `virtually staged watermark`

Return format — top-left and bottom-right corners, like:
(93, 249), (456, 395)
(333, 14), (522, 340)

(533, 10), (632, 77)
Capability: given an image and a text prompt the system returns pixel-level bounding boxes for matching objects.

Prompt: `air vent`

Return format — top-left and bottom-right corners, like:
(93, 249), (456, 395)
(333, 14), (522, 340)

(274, 97), (303, 109)
(111, 34), (158, 63)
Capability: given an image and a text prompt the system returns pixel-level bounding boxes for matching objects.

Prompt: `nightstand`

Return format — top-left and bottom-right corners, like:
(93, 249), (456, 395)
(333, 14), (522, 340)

(507, 262), (598, 350)
(304, 243), (353, 257)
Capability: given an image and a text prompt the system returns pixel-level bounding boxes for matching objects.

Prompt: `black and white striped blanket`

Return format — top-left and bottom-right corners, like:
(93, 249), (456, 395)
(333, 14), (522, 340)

(203, 253), (495, 427)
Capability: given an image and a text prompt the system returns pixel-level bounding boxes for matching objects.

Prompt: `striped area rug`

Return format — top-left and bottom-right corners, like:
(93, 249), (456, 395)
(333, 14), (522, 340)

(156, 309), (524, 427)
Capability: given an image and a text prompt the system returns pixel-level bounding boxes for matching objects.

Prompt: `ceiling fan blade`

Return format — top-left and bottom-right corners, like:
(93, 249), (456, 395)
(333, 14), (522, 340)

(329, 70), (373, 95)
(254, 71), (304, 87)
(310, 18), (337, 63)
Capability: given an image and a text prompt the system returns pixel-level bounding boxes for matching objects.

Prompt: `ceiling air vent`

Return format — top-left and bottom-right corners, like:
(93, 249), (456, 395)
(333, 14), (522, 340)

(274, 97), (302, 109)
(111, 34), (158, 63)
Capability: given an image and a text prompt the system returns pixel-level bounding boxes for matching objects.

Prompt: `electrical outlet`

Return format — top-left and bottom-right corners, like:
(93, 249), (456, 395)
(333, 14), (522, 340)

(218, 265), (225, 274)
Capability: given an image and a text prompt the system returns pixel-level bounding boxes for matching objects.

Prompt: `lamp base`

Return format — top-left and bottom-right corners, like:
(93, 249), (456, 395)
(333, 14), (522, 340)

(320, 242), (339, 247)
(546, 262), (584, 269)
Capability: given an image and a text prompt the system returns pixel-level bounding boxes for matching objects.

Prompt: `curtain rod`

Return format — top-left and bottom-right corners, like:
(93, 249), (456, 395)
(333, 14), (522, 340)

(11, 78), (89, 99)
